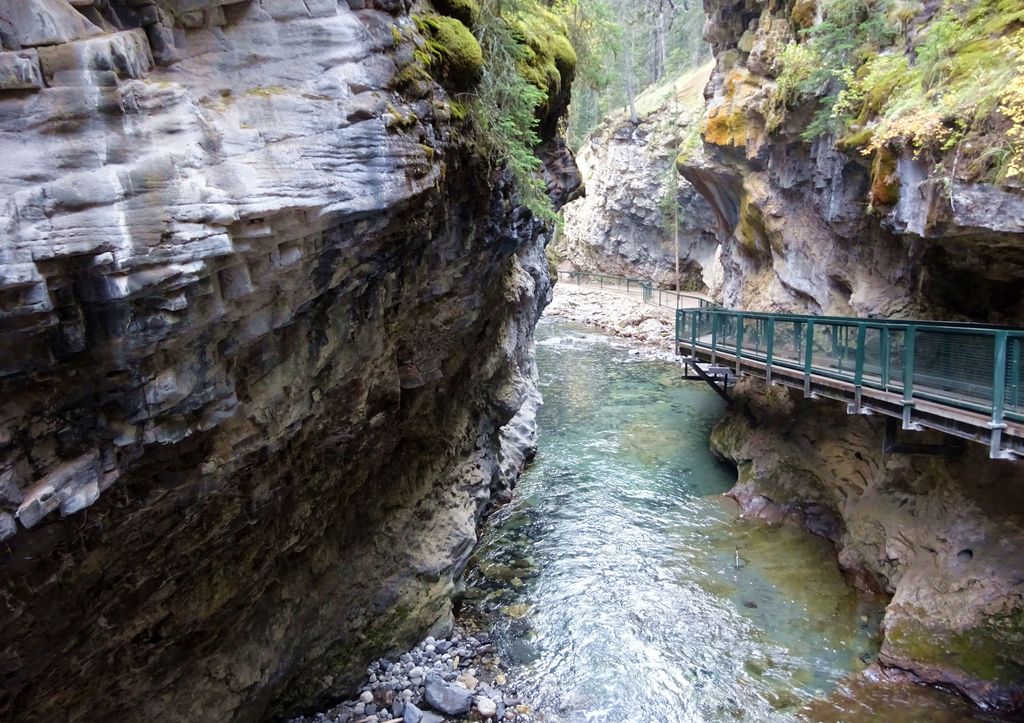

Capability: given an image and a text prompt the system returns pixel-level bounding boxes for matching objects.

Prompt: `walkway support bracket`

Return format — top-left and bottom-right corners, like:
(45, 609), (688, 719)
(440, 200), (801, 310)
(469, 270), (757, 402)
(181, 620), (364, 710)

(681, 357), (732, 403)
(883, 417), (966, 458)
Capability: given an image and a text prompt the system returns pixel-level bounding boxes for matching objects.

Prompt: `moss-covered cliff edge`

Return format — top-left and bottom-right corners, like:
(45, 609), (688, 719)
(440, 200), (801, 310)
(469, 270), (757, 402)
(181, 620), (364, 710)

(686, 0), (1024, 321)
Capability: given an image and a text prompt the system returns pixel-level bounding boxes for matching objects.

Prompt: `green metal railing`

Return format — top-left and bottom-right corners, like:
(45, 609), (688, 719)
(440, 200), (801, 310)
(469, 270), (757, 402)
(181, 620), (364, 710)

(676, 308), (1024, 432)
(556, 270), (712, 311)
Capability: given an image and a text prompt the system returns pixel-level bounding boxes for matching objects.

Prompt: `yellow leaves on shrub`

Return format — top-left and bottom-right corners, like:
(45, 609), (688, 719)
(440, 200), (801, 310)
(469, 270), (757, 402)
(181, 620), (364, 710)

(997, 34), (1024, 180)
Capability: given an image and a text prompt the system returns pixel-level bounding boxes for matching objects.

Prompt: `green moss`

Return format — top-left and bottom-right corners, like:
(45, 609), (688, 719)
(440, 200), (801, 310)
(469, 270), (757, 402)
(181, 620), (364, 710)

(792, 0), (818, 29)
(509, 7), (577, 119)
(837, 126), (875, 149)
(775, 0), (1024, 184)
(431, 0), (480, 28)
(886, 609), (1024, 686)
(413, 14), (484, 92)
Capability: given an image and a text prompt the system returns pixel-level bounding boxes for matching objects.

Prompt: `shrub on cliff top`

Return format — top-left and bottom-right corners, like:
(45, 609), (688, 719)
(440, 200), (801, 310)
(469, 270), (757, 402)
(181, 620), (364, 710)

(407, 0), (576, 221)
(470, 0), (554, 220)
(510, 7), (577, 119)
(773, 0), (1024, 185)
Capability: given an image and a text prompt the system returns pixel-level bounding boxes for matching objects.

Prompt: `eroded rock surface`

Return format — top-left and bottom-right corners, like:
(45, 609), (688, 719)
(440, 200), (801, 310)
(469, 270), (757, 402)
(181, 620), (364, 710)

(560, 63), (722, 292)
(0, 1), (569, 721)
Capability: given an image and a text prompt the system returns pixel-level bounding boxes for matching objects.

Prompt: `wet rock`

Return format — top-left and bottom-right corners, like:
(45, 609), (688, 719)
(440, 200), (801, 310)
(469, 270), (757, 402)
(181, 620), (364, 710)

(424, 673), (473, 715)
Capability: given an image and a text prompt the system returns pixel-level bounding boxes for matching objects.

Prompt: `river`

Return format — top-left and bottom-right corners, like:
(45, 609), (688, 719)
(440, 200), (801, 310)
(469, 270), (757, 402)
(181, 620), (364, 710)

(460, 319), (999, 722)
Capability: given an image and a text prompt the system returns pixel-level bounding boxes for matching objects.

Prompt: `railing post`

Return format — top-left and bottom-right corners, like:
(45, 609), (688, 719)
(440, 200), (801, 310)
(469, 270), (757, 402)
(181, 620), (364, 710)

(691, 310), (698, 355)
(711, 313), (719, 365)
(902, 325), (917, 430)
(990, 331), (1009, 458)
(852, 323), (866, 414)
(735, 315), (744, 375)
(765, 318), (775, 384)
(674, 309), (681, 354)
(881, 326), (891, 392)
(1010, 336), (1021, 411)
(803, 320), (815, 396)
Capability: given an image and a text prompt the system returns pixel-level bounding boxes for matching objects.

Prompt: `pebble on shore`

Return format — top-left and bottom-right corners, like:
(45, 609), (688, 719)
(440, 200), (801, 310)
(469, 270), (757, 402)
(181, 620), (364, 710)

(288, 626), (525, 723)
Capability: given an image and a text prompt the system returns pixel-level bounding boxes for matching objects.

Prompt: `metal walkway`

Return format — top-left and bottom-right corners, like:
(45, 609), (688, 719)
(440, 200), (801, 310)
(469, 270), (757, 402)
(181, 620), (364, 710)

(556, 270), (711, 311)
(676, 307), (1024, 459)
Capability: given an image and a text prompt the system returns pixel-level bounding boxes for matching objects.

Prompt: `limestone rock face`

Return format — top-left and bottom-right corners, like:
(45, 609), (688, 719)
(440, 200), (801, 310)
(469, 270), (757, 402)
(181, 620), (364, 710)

(690, 0), (1024, 322)
(0, 2), (564, 721)
(561, 63), (722, 292)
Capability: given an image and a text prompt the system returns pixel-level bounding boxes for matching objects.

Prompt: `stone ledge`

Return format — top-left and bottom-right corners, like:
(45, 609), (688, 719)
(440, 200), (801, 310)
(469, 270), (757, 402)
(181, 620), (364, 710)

(0, 0), (103, 48)
(36, 28), (153, 85)
(0, 49), (44, 91)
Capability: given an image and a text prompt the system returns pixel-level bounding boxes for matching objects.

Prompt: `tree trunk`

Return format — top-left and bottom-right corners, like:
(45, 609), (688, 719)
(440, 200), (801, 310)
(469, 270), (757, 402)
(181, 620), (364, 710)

(624, 25), (639, 125)
(655, 9), (667, 82)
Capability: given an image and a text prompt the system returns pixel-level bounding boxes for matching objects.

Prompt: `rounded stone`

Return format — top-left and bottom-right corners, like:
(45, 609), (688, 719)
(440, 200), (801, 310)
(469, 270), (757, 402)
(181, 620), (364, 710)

(476, 696), (497, 717)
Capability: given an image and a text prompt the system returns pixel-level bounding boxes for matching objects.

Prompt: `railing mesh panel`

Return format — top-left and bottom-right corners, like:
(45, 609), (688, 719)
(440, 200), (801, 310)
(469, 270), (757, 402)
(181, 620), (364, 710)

(772, 320), (805, 367)
(1007, 336), (1024, 419)
(739, 317), (769, 358)
(808, 322), (860, 376)
(914, 330), (994, 406)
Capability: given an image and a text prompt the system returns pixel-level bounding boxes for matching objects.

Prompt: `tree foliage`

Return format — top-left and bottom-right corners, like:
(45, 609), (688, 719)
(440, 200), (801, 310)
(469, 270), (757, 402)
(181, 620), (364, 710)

(772, 0), (1024, 184)
(558, 0), (710, 149)
(470, 0), (554, 220)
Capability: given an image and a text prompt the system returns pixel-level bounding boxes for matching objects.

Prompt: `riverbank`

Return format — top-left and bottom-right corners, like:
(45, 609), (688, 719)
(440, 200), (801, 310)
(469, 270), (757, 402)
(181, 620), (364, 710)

(544, 285), (677, 356)
(289, 623), (531, 723)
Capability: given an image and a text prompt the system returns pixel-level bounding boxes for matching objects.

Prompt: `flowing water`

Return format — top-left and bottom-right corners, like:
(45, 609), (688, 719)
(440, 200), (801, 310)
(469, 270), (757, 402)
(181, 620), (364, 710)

(461, 319), (998, 723)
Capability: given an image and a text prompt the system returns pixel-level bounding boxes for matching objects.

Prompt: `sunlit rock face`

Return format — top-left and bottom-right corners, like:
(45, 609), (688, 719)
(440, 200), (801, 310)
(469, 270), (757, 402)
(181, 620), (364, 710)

(560, 64), (722, 292)
(0, 2), (565, 721)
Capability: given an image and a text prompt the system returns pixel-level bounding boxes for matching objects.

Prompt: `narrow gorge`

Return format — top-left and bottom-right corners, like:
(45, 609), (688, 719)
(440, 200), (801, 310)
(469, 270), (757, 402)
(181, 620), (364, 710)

(1, 0), (1023, 722)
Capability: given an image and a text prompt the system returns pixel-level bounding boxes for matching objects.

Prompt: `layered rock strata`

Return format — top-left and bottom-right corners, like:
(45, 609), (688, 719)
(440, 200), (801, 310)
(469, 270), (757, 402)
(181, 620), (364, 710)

(0, 1), (574, 721)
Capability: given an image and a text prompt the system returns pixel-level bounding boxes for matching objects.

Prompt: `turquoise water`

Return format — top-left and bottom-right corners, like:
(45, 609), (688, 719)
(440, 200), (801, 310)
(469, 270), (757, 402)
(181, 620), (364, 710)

(462, 319), (993, 722)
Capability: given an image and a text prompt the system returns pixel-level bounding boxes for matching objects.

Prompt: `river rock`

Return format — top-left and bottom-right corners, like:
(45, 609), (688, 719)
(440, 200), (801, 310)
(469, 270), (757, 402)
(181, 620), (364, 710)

(455, 671), (478, 690)
(424, 673), (473, 715)
(403, 702), (423, 723)
(476, 696), (498, 717)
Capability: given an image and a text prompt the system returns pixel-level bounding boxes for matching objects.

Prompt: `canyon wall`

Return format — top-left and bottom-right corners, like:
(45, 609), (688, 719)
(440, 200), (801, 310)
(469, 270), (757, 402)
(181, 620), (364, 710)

(0, 1), (575, 721)
(560, 64), (723, 292)
(690, 0), (1024, 321)
(691, 0), (1024, 712)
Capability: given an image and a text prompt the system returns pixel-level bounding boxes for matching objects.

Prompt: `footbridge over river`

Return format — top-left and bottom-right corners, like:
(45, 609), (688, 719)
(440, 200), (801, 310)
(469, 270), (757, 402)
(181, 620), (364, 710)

(557, 271), (1024, 460)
